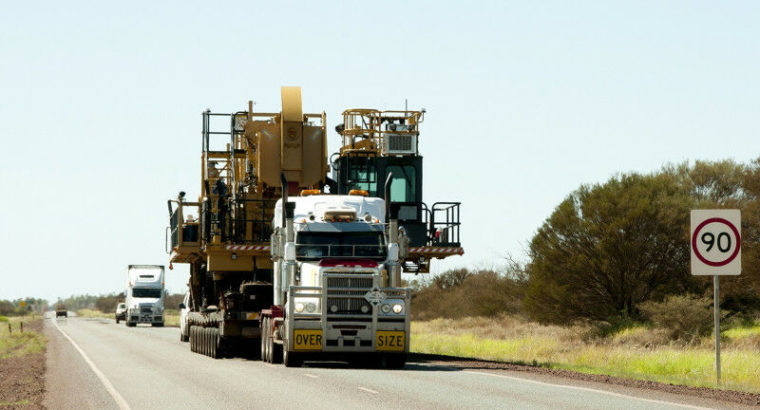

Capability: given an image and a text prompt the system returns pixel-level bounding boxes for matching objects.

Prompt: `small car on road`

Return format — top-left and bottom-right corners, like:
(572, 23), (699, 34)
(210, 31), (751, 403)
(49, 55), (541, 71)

(115, 303), (127, 324)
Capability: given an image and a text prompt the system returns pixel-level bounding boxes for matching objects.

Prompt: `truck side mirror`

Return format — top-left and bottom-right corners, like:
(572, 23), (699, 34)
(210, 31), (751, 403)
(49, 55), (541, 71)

(179, 303), (186, 310)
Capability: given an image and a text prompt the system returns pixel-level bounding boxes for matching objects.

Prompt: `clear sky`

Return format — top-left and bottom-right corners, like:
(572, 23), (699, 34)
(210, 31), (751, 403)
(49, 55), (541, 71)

(1, 1), (758, 302)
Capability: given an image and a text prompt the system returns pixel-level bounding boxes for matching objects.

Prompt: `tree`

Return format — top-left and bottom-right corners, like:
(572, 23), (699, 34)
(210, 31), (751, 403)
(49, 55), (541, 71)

(524, 172), (699, 323)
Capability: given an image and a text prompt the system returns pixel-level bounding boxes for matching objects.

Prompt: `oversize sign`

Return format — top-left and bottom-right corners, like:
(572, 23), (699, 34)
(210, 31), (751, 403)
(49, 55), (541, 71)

(376, 331), (405, 352)
(293, 329), (323, 351)
(690, 210), (741, 276)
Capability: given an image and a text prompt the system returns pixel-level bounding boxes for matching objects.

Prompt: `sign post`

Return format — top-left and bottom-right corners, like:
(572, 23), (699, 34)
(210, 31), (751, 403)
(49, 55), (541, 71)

(690, 209), (742, 384)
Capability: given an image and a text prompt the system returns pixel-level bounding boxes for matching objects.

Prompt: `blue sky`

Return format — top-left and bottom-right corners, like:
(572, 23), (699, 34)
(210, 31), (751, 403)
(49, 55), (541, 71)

(1, 1), (758, 302)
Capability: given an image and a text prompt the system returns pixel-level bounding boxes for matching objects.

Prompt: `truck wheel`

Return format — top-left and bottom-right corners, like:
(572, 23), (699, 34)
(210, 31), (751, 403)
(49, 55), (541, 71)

(260, 320), (268, 362)
(191, 327), (197, 352)
(152, 322), (164, 327)
(283, 348), (302, 368)
(116, 318), (120, 324)
(211, 328), (219, 359)
(181, 331), (189, 342)
(207, 328), (213, 357)
(265, 318), (272, 363)
(201, 327), (208, 356)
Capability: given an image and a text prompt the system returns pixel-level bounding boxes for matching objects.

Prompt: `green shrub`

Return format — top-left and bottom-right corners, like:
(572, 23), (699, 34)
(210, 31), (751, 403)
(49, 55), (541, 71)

(412, 268), (526, 320)
(638, 295), (713, 342)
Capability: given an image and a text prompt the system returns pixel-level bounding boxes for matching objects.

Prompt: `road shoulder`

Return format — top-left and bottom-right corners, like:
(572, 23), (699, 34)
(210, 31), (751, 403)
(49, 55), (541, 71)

(43, 317), (119, 410)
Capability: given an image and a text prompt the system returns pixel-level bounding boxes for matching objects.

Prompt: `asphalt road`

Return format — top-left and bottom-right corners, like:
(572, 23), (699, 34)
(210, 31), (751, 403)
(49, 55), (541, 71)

(43, 314), (751, 410)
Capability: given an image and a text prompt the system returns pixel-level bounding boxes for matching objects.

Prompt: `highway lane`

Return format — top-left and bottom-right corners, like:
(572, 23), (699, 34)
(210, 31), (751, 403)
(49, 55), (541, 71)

(43, 315), (750, 410)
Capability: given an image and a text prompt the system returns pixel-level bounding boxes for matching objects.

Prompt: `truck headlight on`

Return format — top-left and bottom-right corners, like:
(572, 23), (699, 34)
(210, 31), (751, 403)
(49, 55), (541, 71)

(293, 298), (319, 314)
(380, 300), (405, 315)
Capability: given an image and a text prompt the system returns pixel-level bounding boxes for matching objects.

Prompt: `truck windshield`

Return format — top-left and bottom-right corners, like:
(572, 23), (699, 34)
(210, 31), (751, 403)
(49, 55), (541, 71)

(132, 288), (162, 298)
(296, 231), (386, 260)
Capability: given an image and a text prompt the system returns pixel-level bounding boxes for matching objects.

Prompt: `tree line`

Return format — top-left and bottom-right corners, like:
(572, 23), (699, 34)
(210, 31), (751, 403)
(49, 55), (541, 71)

(413, 159), (760, 325)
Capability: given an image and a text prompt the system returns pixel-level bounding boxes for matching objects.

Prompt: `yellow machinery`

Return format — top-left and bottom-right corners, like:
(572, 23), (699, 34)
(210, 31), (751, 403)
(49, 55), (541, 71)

(166, 88), (462, 361)
(331, 108), (463, 273)
(167, 87), (328, 354)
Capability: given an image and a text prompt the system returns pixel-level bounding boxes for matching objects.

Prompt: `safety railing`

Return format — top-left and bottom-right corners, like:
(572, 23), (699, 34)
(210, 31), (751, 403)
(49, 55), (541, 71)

(430, 202), (461, 246)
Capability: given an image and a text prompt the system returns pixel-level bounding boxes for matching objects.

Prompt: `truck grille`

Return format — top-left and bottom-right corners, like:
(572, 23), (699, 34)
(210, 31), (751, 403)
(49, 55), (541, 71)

(325, 275), (373, 316)
(326, 297), (371, 315)
(326, 277), (372, 290)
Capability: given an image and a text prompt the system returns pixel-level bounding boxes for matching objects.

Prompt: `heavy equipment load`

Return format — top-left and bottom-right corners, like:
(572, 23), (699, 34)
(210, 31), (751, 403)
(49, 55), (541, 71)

(166, 87), (462, 366)
(331, 109), (463, 273)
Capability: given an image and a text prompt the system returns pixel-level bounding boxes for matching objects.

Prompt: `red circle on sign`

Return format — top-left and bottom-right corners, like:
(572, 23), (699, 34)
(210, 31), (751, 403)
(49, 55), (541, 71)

(691, 217), (741, 267)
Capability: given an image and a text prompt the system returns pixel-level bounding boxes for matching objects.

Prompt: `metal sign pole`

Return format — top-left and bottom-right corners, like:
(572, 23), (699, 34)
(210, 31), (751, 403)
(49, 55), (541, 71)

(714, 275), (721, 384)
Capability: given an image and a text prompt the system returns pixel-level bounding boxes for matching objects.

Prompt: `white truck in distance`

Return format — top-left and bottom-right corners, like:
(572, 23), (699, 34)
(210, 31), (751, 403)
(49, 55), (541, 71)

(126, 265), (165, 327)
(265, 192), (410, 368)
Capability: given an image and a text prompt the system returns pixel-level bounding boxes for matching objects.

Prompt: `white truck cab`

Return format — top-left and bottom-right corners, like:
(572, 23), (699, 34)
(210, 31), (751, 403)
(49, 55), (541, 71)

(125, 265), (165, 327)
(267, 193), (409, 367)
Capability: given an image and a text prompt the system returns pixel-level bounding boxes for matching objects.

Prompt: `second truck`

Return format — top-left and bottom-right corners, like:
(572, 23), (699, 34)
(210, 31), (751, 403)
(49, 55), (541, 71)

(166, 87), (462, 367)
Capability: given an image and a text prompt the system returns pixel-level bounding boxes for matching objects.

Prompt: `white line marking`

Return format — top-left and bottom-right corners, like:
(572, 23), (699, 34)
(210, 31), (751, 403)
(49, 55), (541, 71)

(462, 371), (716, 410)
(52, 318), (131, 410)
(358, 386), (379, 394)
(303, 373), (318, 379)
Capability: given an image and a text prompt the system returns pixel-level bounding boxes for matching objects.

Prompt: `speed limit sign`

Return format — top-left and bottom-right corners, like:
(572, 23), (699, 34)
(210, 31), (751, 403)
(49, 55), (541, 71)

(690, 209), (741, 276)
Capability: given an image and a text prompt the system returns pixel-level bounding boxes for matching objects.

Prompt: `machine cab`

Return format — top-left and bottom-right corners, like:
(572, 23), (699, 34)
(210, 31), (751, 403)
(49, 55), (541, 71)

(331, 109), (462, 272)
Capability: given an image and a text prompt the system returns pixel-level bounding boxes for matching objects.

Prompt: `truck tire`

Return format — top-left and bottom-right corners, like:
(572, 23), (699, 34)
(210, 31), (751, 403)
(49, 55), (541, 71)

(203, 328), (208, 356)
(116, 318), (120, 324)
(211, 328), (220, 359)
(181, 331), (189, 342)
(127, 322), (136, 327)
(191, 327), (197, 352)
(260, 320), (268, 362)
(152, 322), (164, 327)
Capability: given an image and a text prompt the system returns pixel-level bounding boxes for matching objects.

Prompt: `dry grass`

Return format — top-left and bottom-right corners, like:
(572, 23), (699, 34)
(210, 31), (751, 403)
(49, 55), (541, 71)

(77, 308), (180, 327)
(411, 315), (760, 393)
(0, 317), (46, 359)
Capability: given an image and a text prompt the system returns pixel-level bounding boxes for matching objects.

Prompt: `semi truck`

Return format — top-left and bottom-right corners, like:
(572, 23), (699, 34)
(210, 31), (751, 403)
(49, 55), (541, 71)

(166, 87), (462, 366)
(125, 265), (165, 327)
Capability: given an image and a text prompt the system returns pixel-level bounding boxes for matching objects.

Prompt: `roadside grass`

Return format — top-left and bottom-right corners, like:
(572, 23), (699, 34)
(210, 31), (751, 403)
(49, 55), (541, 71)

(77, 308), (180, 327)
(411, 316), (760, 394)
(0, 317), (46, 360)
(76, 308), (111, 319)
(0, 400), (30, 407)
(164, 309), (180, 327)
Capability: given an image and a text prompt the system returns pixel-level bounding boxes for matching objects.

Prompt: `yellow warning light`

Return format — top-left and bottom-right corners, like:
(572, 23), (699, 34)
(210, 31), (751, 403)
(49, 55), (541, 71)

(300, 189), (320, 196)
(349, 189), (369, 197)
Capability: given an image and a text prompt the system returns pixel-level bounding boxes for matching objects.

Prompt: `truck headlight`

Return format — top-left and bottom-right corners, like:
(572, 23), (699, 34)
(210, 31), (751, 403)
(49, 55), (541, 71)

(392, 303), (403, 314)
(381, 304), (391, 314)
(293, 297), (319, 314)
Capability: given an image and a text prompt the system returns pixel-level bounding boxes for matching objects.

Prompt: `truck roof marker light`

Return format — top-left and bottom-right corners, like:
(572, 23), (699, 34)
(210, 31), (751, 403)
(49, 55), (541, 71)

(300, 189), (320, 196)
(349, 189), (369, 197)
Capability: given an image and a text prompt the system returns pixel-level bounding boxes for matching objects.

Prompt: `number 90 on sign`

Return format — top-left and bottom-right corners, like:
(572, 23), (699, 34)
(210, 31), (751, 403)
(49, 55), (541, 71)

(690, 210), (741, 276)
